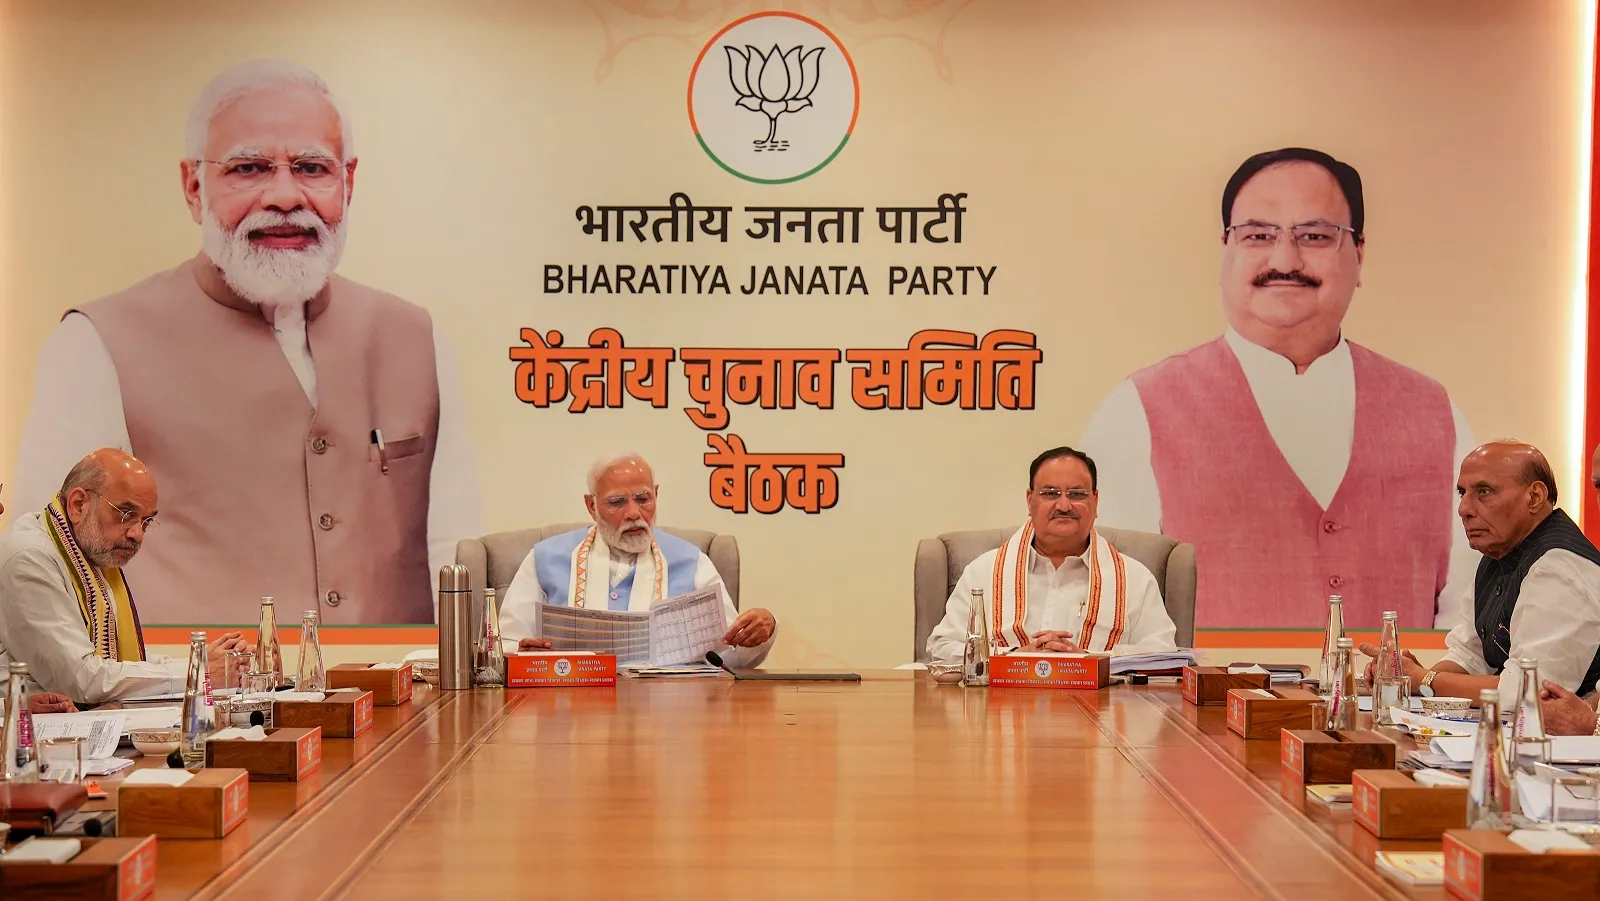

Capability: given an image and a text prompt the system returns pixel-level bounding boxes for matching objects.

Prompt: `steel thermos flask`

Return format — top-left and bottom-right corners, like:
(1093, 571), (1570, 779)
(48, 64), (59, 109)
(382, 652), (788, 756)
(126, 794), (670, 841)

(437, 564), (473, 690)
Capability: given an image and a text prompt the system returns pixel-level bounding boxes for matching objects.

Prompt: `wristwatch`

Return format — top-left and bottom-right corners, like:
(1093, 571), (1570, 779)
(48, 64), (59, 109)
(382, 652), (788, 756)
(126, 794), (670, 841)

(1419, 670), (1440, 698)
(1592, 713), (1600, 736)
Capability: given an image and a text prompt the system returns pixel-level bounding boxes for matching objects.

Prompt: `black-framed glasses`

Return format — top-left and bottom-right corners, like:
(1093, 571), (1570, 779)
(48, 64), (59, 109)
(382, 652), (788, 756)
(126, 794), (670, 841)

(88, 490), (158, 530)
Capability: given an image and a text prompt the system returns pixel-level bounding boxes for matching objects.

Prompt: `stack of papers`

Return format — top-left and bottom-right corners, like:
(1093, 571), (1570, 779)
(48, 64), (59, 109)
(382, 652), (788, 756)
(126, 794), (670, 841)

(31, 710), (159, 776)
(1110, 649), (1199, 674)
(1305, 783), (1352, 807)
(621, 663), (727, 678)
(1515, 772), (1600, 824)
(1431, 735), (1600, 765)
(1374, 852), (1444, 886)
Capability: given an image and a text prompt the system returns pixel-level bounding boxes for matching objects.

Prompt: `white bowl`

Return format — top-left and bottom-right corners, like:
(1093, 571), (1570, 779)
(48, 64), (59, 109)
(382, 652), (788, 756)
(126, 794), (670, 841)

(129, 729), (181, 757)
(413, 662), (440, 686)
(1421, 696), (1472, 716)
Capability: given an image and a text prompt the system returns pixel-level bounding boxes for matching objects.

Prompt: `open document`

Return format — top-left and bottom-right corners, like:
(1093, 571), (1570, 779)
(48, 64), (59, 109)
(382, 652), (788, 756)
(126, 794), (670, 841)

(540, 586), (727, 666)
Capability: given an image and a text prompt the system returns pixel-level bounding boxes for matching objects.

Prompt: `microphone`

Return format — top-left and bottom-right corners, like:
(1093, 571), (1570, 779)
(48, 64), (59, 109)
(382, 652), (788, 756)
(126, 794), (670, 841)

(705, 650), (741, 679)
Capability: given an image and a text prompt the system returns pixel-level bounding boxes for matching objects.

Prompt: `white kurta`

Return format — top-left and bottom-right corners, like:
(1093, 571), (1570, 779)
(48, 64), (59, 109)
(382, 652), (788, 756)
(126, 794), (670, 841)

(1439, 549), (1600, 705)
(10, 310), (485, 603)
(0, 512), (186, 703)
(927, 541), (1178, 665)
(499, 538), (776, 669)
(1078, 329), (1480, 629)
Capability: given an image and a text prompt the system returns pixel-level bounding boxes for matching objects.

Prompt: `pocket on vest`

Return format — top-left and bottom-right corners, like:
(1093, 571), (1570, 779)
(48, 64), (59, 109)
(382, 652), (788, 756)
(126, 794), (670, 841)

(368, 433), (427, 463)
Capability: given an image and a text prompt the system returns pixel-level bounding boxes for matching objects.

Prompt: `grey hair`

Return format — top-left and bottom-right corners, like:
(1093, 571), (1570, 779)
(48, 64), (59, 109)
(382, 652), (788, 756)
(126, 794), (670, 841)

(60, 457), (110, 496)
(586, 452), (650, 494)
(184, 59), (354, 160)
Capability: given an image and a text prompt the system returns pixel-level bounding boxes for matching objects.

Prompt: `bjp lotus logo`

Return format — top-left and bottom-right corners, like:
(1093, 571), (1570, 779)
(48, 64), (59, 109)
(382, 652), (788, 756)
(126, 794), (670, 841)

(725, 44), (824, 150)
(689, 12), (859, 184)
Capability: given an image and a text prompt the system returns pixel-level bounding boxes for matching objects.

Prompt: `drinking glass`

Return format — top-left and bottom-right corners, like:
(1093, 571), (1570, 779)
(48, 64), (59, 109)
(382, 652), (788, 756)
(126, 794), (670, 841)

(39, 736), (83, 783)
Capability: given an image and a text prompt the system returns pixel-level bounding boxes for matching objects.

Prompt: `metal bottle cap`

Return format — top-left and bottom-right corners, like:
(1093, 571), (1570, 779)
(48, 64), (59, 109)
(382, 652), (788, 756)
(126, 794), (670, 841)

(439, 564), (470, 593)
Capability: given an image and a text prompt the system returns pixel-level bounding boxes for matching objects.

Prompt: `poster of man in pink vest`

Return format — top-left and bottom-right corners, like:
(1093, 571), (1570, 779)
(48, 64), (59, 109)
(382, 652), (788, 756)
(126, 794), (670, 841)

(1080, 148), (1478, 632)
(11, 59), (483, 624)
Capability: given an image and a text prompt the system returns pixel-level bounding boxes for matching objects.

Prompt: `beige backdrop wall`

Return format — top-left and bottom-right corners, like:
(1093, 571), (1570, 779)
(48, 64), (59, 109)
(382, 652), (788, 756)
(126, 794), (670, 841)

(0, 0), (1591, 669)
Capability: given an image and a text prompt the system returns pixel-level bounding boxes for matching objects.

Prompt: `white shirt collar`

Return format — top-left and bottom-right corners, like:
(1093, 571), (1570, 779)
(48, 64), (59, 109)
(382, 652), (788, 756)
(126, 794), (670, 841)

(1027, 534), (1093, 570)
(1223, 327), (1351, 381)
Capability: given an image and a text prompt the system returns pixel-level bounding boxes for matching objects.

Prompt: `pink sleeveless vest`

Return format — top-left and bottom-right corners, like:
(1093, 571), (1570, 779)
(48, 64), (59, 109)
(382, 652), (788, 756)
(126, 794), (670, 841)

(72, 257), (439, 624)
(1130, 337), (1455, 630)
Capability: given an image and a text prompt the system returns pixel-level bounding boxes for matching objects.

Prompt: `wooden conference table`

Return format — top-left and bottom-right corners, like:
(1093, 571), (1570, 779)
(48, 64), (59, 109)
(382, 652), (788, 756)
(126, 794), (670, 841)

(78, 673), (1445, 900)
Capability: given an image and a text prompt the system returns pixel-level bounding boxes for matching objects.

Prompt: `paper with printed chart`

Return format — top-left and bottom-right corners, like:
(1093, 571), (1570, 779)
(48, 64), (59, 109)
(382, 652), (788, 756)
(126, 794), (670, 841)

(30, 712), (126, 760)
(540, 586), (727, 666)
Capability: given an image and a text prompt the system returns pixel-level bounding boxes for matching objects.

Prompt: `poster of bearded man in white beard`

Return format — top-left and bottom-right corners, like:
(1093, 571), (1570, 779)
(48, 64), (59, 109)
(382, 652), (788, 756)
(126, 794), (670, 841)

(11, 59), (483, 625)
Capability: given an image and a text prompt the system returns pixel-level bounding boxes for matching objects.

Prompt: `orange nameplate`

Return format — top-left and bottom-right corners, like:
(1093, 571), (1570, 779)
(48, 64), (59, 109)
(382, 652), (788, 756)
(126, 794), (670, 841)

(507, 653), (618, 687)
(988, 653), (1111, 689)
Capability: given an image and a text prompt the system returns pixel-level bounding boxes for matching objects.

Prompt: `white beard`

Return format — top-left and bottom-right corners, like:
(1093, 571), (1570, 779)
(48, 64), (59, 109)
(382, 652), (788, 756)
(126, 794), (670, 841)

(599, 518), (653, 555)
(200, 189), (347, 309)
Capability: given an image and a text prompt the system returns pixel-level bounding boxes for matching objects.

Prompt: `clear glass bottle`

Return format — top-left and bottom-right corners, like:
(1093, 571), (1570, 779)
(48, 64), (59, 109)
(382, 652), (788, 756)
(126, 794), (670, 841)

(1, 662), (39, 782)
(962, 588), (991, 687)
(474, 588), (506, 687)
(1467, 689), (1514, 832)
(296, 610), (326, 691)
(181, 630), (216, 769)
(1326, 637), (1358, 729)
(1373, 611), (1409, 725)
(255, 598), (283, 685)
(1509, 658), (1550, 773)
(1318, 595), (1345, 696)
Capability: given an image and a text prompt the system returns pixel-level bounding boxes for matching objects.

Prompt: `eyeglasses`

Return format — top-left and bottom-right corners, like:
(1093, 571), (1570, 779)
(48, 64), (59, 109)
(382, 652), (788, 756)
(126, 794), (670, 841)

(1225, 222), (1356, 253)
(1033, 488), (1093, 505)
(597, 491), (656, 511)
(88, 490), (158, 531)
(201, 156), (347, 192)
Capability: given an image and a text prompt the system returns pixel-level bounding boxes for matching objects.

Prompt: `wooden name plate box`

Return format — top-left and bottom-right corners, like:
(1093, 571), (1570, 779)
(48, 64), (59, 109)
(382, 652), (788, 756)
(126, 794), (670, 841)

(275, 690), (375, 738)
(989, 653), (1111, 689)
(1351, 769), (1466, 839)
(507, 653), (618, 687)
(1225, 687), (1322, 739)
(0, 835), (158, 901)
(327, 663), (413, 706)
(1183, 666), (1270, 706)
(1443, 829), (1600, 901)
(1280, 729), (1396, 784)
(117, 767), (250, 840)
(204, 727), (323, 782)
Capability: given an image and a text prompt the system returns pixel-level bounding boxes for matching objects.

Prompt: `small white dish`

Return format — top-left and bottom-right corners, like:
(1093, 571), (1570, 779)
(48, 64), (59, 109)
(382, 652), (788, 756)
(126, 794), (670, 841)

(129, 728), (182, 757)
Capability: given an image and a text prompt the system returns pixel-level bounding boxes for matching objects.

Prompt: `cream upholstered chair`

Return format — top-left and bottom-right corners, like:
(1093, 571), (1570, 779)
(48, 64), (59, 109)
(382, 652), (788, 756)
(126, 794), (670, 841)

(455, 523), (742, 642)
(912, 526), (1196, 662)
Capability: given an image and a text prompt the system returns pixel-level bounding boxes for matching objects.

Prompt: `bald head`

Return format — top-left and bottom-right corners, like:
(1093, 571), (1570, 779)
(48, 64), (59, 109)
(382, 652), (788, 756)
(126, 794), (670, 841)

(1457, 441), (1555, 559)
(62, 448), (158, 569)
